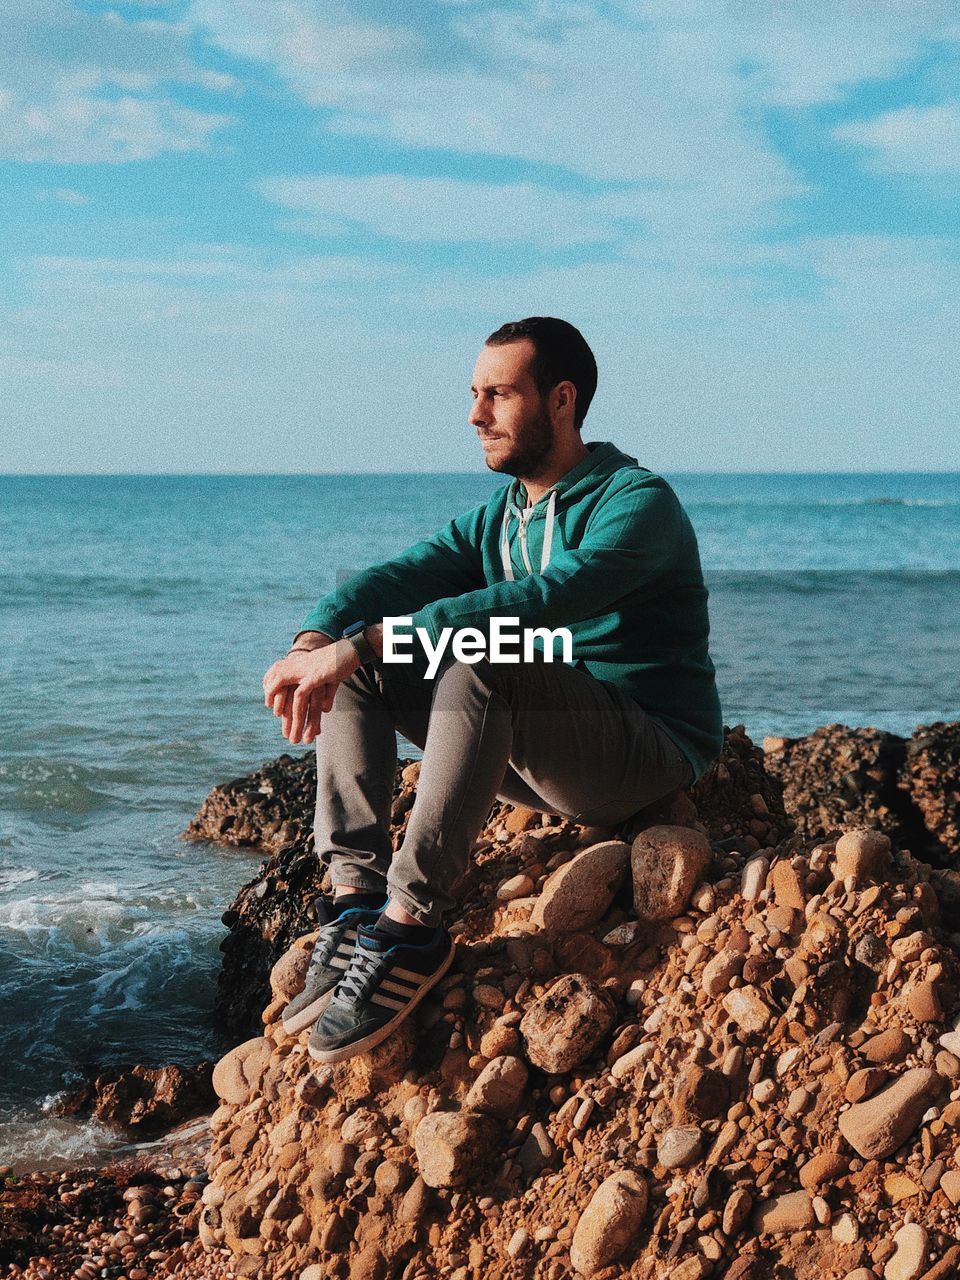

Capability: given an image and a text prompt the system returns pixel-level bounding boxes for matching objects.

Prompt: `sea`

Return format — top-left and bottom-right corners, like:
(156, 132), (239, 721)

(1, 470), (959, 1167)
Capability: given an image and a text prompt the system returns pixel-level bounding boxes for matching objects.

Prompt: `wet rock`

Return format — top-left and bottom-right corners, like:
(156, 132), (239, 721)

(520, 974), (615, 1074)
(631, 825), (711, 921)
(569, 1170), (648, 1276)
(51, 1062), (214, 1135)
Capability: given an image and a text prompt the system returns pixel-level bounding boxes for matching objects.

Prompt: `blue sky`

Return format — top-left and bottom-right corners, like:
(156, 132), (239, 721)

(2, 0), (960, 473)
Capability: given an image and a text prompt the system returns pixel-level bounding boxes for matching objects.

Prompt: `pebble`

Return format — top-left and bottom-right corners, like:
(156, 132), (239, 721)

(657, 1127), (702, 1169)
(883, 1223), (928, 1280)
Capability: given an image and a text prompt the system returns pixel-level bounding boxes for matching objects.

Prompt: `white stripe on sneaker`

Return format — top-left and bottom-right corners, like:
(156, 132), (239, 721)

(391, 964), (435, 984)
(370, 992), (407, 1011)
(380, 977), (422, 997)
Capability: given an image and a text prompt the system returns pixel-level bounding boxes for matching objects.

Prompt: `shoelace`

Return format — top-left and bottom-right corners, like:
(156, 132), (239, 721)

(334, 943), (387, 1005)
(309, 914), (349, 971)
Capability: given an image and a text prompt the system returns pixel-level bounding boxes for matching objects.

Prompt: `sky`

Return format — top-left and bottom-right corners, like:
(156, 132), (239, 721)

(2, 0), (960, 473)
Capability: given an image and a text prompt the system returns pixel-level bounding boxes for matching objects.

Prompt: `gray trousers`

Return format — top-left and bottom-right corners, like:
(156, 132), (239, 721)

(315, 654), (693, 926)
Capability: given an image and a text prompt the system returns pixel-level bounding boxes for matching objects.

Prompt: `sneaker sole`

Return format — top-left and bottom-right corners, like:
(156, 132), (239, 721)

(281, 987), (336, 1036)
(307, 940), (456, 1065)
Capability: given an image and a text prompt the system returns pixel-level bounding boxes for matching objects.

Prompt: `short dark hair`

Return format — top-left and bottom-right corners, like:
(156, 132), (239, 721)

(485, 316), (598, 429)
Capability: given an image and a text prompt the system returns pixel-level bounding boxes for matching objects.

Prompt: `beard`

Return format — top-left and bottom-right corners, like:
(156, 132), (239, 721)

(484, 404), (555, 479)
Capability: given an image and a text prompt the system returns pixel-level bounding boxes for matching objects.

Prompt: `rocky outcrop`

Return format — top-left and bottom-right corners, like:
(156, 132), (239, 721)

(201, 812), (960, 1280)
(51, 1062), (215, 1135)
(188, 727), (795, 1036)
(763, 722), (960, 864)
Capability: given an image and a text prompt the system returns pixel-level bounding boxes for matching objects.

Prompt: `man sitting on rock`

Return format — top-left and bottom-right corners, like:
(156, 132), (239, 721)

(262, 316), (723, 1065)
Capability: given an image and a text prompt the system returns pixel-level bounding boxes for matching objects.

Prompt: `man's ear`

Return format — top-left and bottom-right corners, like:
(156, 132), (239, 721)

(552, 379), (577, 425)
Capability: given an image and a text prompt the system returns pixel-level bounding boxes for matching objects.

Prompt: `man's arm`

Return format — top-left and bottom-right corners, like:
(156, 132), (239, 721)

(299, 503), (487, 639)
(408, 481), (681, 645)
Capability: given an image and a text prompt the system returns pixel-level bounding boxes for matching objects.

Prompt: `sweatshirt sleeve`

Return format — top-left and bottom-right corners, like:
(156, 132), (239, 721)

(408, 482), (680, 645)
(299, 502), (487, 637)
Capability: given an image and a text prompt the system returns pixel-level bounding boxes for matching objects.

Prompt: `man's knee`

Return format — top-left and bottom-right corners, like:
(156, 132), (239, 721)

(432, 656), (512, 706)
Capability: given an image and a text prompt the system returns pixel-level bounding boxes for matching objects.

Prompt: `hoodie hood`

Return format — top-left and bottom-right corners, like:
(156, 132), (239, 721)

(500, 441), (639, 581)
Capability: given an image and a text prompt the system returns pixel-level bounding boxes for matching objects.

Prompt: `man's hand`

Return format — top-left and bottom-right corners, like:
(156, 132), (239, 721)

(263, 641), (362, 745)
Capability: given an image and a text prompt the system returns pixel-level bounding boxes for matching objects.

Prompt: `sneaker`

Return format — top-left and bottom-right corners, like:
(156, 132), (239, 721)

(280, 899), (385, 1035)
(307, 923), (455, 1064)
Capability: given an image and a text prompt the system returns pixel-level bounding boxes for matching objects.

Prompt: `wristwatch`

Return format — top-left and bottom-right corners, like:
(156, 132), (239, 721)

(341, 620), (377, 667)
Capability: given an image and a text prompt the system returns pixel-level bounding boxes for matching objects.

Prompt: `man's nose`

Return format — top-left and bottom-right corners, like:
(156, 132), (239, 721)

(469, 396), (490, 427)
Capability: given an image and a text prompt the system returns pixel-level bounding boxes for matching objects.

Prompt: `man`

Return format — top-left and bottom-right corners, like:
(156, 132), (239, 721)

(262, 316), (723, 1065)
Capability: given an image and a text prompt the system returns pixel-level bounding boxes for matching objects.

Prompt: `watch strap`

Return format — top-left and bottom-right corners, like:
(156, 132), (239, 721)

(342, 624), (376, 667)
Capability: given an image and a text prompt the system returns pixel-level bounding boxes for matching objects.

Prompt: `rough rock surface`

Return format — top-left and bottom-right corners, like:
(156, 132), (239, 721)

(763, 723), (959, 864)
(198, 743), (960, 1280)
(631, 824), (712, 920)
(51, 1062), (215, 1135)
(186, 726), (795, 1035)
(529, 840), (630, 932)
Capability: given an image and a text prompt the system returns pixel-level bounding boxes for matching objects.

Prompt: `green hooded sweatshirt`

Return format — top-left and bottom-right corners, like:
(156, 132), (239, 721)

(301, 442), (723, 781)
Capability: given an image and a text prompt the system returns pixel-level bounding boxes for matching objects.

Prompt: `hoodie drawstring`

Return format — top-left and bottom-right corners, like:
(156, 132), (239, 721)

(500, 488), (557, 582)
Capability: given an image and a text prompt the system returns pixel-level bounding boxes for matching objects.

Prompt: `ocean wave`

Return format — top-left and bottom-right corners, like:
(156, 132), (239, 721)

(0, 880), (215, 958)
(0, 1107), (128, 1171)
(0, 757), (141, 817)
(0, 572), (211, 606)
(687, 497), (960, 509)
(0, 867), (40, 895)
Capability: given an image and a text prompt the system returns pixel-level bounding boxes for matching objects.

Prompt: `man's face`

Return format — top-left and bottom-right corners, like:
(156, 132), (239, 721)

(469, 339), (554, 479)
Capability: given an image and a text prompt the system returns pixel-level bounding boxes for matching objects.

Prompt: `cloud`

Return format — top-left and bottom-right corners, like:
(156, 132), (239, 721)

(36, 187), (91, 205)
(0, 0), (233, 162)
(260, 173), (633, 245)
(0, 93), (227, 163)
(834, 103), (960, 175)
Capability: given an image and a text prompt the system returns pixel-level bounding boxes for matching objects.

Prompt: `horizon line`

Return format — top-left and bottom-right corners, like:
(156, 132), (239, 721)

(3, 469), (960, 479)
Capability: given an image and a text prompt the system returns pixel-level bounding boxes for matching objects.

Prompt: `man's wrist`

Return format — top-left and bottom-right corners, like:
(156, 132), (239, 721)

(289, 630), (332, 653)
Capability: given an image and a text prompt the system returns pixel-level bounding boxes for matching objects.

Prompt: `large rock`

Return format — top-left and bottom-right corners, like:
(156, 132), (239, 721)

(570, 1170), (648, 1276)
(838, 1068), (944, 1159)
(520, 974), (615, 1074)
(464, 1056), (528, 1117)
(530, 841), (630, 932)
(211, 1037), (272, 1108)
(833, 829), (891, 884)
(631, 825), (711, 921)
(413, 1112), (499, 1188)
(50, 1061), (214, 1135)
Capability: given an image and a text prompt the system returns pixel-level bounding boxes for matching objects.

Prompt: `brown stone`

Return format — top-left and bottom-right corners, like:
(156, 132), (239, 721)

(798, 1151), (850, 1190)
(838, 1068), (944, 1160)
(846, 1067), (889, 1103)
(464, 1055), (528, 1117)
(752, 1190), (815, 1233)
(833, 829), (891, 883)
(530, 841), (630, 932)
(520, 974), (615, 1074)
(861, 1028), (911, 1065)
(908, 981), (943, 1024)
(413, 1112), (499, 1188)
(631, 825), (712, 921)
(770, 858), (807, 911)
(569, 1171), (648, 1277)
